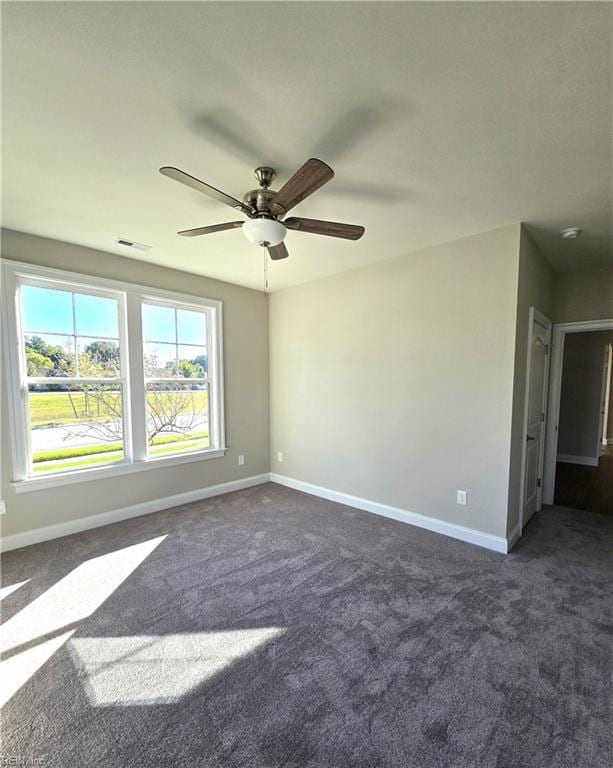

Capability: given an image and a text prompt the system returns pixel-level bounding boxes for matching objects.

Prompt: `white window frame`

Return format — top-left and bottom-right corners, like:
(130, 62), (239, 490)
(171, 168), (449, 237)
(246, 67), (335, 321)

(2, 260), (226, 493)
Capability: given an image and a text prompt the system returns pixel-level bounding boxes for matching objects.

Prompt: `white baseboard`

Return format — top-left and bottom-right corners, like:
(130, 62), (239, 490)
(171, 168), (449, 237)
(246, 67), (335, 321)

(270, 473), (510, 554)
(557, 454), (598, 467)
(2, 471), (515, 555)
(0, 474), (270, 553)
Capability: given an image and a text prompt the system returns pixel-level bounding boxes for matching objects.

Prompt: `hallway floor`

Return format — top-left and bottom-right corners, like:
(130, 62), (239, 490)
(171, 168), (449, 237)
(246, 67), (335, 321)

(555, 446), (613, 515)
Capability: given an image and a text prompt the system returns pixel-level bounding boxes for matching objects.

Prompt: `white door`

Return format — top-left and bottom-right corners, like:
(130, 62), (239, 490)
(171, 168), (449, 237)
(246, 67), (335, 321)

(522, 311), (551, 528)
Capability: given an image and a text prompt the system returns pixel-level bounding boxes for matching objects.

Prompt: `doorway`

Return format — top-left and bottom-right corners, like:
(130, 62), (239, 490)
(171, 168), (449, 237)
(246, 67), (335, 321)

(543, 319), (613, 515)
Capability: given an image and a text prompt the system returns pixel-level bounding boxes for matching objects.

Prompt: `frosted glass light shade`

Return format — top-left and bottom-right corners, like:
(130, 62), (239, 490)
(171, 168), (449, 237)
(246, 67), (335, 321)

(242, 218), (287, 247)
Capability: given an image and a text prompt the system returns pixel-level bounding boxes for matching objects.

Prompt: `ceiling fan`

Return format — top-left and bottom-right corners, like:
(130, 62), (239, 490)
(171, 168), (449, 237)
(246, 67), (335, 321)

(159, 158), (365, 260)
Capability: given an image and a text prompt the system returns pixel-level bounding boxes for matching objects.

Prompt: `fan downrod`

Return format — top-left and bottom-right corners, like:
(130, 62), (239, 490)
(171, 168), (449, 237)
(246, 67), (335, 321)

(254, 166), (276, 189)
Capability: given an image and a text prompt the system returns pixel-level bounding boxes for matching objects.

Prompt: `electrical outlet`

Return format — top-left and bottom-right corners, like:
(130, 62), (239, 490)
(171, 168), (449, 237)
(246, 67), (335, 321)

(238, 455), (245, 466)
(277, 452), (283, 463)
(0, 500), (6, 515)
(456, 490), (467, 506)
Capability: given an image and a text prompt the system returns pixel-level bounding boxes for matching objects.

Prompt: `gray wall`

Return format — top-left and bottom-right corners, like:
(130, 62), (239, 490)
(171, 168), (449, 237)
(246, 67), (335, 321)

(554, 265), (613, 323)
(558, 330), (613, 460)
(270, 225), (521, 539)
(506, 226), (554, 534)
(1, 229), (270, 537)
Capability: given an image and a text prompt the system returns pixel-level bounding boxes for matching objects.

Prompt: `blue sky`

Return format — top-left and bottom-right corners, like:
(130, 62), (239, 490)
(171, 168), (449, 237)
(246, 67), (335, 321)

(22, 285), (207, 349)
(22, 285), (119, 338)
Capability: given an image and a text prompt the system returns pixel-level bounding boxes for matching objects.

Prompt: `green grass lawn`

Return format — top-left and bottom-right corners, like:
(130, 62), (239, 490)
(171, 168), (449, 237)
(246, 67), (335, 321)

(29, 390), (210, 474)
(33, 449), (126, 473)
(32, 431), (210, 473)
(29, 390), (208, 426)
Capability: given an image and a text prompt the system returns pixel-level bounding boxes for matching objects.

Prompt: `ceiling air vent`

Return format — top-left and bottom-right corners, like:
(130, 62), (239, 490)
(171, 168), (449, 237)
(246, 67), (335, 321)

(115, 238), (152, 252)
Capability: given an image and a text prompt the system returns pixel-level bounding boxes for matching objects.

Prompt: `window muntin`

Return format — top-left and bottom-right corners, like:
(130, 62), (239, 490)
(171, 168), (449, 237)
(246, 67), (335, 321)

(142, 301), (210, 458)
(4, 264), (224, 486)
(20, 282), (126, 476)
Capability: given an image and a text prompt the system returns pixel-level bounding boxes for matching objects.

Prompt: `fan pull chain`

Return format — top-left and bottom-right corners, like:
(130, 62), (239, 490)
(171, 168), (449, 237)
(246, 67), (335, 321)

(263, 246), (269, 291)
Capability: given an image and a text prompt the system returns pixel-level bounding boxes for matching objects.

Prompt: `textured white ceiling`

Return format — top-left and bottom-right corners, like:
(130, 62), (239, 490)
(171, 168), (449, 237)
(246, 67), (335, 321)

(2, 2), (611, 291)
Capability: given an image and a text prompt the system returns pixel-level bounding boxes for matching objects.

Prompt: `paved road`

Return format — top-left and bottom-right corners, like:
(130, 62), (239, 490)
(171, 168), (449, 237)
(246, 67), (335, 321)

(31, 414), (208, 451)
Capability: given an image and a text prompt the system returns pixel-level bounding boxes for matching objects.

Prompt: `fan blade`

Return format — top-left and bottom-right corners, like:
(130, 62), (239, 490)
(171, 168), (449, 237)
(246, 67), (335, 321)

(268, 242), (289, 260)
(272, 158), (334, 215)
(284, 217), (365, 240)
(178, 222), (244, 237)
(160, 167), (254, 216)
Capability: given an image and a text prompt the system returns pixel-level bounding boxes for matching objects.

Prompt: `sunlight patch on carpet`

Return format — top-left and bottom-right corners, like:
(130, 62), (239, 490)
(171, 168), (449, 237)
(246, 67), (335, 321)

(0, 580), (30, 601)
(0, 536), (167, 707)
(68, 628), (285, 706)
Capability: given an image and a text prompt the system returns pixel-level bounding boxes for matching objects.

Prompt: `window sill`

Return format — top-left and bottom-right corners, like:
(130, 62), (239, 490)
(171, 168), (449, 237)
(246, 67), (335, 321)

(11, 447), (228, 494)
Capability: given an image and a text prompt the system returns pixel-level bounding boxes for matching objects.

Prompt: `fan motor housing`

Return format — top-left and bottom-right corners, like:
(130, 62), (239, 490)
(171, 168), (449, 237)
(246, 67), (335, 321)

(243, 188), (278, 215)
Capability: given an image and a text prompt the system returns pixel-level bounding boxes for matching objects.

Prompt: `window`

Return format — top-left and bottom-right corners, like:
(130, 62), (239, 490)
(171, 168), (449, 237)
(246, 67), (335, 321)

(21, 283), (126, 475)
(142, 302), (210, 458)
(2, 262), (225, 490)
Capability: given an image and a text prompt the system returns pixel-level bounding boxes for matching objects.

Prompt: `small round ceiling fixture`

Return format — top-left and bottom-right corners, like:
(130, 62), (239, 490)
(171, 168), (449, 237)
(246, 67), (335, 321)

(560, 227), (582, 239)
(242, 218), (287, 247)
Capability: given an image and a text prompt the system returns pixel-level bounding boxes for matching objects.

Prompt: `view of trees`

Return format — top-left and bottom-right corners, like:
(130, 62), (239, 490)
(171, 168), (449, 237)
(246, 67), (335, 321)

(163, 358), (206, 379)
(26, 336), (76, 376)
(26, 336), (209, 449)
(25, 336), (120, 378)
(84, 340), (121, 366)
(25, 336), (208, 380)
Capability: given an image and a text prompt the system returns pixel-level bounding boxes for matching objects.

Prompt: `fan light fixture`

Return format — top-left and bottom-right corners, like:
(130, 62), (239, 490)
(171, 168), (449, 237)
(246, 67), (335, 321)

(242, 218), (287, 247)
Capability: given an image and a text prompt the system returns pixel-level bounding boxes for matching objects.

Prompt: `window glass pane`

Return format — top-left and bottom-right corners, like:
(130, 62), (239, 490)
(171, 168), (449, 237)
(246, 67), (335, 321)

(77, 338), (121, 377)
(142, 304), (175, 343)
(75, 294), (119, 338)
(24, 334), (76, 377)
(29, 383), (124, 474)
(178, 345), (208, 377)
(177, 309), (206, 345)
(144, 342), (177, 377)
(22, 285), (73, 335)
(145, 382), (209, 457)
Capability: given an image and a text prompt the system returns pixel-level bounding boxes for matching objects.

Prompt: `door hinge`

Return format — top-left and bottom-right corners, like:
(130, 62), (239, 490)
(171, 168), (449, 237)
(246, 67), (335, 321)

(544, 344), (551, 355)
(537, 478), (542, 488)
(540, 412), (545, 422)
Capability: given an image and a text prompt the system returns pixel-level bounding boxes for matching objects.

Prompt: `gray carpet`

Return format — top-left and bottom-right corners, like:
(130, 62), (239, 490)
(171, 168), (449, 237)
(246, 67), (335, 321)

(1, 482), (612, 767)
